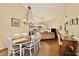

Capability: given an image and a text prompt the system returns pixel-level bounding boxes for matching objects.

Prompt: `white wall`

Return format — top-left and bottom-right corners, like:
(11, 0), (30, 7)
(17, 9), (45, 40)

(0, 4), (28, 50)
(65, 4), (79, 37)
(28, 3), (66, 24)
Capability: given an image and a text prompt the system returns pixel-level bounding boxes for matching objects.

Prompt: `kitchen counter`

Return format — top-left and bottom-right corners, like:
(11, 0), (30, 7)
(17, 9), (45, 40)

(41, 31), (55, 40)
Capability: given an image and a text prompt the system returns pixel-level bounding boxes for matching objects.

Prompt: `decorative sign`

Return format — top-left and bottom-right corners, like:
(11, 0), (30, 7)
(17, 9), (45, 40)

(11, 18), (20, 27)
(74, 18), (78, 25)
(69, 17), (78, 25)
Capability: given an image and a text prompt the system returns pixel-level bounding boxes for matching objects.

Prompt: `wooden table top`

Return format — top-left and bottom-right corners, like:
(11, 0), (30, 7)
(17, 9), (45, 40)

(64, 36), (77, 42)
(12, 36), (31, 45)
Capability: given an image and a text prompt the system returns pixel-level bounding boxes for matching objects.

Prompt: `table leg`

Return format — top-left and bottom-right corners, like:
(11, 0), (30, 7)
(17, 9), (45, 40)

(20, 44), (22, 56)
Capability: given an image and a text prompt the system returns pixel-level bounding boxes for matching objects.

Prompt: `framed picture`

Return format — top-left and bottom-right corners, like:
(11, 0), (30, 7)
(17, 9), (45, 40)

(74, 17), (78, 25)
(70, 19), (74, 25)
(11, 18), (20, 27)
(65, 22), (68, 26)
(64, 22), (68, 34)
(71, 18), (74, 25)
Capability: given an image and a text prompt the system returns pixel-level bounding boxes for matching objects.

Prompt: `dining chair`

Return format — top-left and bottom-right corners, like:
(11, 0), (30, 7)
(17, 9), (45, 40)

(35, 32), (41, 51)
(4, 37), (23, 56)
(23, 34), (36, 56)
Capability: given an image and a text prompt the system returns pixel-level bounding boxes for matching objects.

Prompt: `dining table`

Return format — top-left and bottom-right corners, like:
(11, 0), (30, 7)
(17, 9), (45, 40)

(12, 36), (31, 56)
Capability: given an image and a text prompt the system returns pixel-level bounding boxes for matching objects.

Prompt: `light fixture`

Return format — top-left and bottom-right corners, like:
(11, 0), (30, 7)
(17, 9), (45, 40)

(23, 6), (32, 25)
(23, 18), (27, 24)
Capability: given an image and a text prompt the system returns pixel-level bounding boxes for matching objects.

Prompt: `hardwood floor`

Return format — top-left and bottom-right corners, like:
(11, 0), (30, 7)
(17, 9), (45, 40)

(36, 39), (59, 56)
(0, 48), (8, 56)
(0, 39), (59, 56)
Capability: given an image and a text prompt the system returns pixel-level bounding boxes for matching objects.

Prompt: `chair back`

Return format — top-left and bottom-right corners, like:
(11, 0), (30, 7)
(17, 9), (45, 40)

(30, 35), (36, 46)
(35, 32), (41, 42)
(4, 37), (13, 51)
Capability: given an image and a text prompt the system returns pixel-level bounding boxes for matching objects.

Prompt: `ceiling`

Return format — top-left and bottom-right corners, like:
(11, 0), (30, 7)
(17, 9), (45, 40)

(22, 3), (67, 24)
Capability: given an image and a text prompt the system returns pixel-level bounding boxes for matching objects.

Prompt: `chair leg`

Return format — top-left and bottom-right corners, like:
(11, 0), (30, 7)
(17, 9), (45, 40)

(8, 50), (10, 56)
(38, 44), (39, 51)
(30, 48), (32, 56)
(39, 42), (40, 48)
(36, 45), (38, 52)
(13, 51), (15, 56)
(34, 45), (36, 53)
(23, 48), (25, 56)
(36, 43), (39, 51)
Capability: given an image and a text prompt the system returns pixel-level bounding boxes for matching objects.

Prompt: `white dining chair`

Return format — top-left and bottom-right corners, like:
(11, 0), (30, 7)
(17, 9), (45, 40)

(35, 32), (41, 51)
(4, 37), (23, 56)
(23, 34), (36, 56)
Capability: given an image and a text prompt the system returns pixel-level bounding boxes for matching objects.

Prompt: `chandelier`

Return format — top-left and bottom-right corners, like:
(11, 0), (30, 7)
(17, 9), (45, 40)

(27, 6), (34, 26)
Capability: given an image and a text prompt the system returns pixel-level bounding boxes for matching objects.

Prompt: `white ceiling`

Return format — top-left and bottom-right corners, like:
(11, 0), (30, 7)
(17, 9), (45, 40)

(22, 3), (66, 23)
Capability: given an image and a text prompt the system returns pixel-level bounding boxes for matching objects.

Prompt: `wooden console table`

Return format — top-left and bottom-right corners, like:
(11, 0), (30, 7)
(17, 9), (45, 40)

(59, 37), (77, 56)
